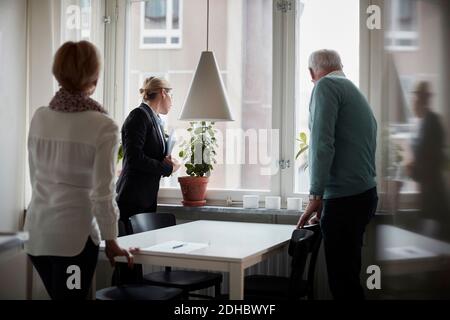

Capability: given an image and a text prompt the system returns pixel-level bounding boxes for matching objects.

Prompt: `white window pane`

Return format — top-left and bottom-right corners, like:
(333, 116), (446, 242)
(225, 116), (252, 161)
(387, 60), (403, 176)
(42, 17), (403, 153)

(143, 37), (166, 44)
(397, 0), (418, 31)
(386, 0), (419, 50)
(295, 0), (360, 193)
(172, 0), (180, 29)
(145, 0), (167, 30)
(62, 0), (92, 42)
(129, 0), (273, 191)
(60, 0), (104, 103)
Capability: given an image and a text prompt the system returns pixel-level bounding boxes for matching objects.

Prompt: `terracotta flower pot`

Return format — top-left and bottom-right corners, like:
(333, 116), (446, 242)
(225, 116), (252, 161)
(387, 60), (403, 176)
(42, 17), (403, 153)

(178, 176), (209, 207)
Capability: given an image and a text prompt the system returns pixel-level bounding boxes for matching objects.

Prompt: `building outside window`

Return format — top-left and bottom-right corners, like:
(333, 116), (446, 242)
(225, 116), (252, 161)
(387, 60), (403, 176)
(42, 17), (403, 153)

(385, 0), (419, 51)
(140, 0), (183, 49)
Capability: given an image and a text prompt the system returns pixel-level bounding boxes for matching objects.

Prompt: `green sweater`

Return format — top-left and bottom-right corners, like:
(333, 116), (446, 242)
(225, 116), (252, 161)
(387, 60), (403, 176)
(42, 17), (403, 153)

(308, 71), (377, 199)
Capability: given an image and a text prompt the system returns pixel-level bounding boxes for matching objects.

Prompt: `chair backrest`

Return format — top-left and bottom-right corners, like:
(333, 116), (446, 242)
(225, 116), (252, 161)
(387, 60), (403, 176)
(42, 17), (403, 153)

(287, 228), (315, 297)
(129, 213), (176, 234)
(301, 223), (322, 299)
(118, 220), (128, 237)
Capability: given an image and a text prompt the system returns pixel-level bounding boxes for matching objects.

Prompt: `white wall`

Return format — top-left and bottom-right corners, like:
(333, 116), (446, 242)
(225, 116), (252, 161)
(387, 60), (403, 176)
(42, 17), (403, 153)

(0, 0), (27, 232)
(0, 0), (28, 299)
(27, 0), (58, 299)
(28, 0), (57, 116)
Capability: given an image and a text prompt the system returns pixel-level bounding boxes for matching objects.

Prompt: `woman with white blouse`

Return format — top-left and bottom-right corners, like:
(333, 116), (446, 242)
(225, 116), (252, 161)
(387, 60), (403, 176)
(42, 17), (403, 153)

(24, 41), (137, 299)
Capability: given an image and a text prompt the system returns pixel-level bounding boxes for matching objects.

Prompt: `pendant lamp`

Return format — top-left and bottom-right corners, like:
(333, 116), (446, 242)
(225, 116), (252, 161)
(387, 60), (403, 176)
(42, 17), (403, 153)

(178, 0), (234, 122)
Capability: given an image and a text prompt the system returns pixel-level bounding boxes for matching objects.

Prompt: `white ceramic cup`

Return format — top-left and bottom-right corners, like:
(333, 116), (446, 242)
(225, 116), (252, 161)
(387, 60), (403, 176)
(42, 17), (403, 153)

(287, 197), (303, 211)
(265, 196), (281, 210)
(243, 195), (259, 209)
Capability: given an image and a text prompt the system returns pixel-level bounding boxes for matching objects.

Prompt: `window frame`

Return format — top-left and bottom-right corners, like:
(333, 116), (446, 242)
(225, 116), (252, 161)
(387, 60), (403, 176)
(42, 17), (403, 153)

(139, 0), (183, 50)
(111, 0), (413, 208)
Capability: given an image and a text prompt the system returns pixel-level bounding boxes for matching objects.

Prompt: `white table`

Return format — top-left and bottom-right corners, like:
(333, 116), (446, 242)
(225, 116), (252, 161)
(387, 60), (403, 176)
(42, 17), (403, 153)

(98, 220), (296, 299)
(376, 225), (450, 275)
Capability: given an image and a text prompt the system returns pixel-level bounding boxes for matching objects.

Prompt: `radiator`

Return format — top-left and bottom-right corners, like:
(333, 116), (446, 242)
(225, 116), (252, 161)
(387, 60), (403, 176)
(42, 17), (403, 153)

(142, 242), (332, 299)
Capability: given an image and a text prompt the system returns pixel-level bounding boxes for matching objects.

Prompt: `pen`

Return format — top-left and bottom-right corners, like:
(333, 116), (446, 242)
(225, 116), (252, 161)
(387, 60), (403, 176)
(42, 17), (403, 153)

(172, 243), (185, 249)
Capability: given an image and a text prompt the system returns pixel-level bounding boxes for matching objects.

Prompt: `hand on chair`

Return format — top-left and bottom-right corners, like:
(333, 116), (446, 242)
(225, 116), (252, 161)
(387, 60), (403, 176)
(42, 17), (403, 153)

(296, 199), (322, 229)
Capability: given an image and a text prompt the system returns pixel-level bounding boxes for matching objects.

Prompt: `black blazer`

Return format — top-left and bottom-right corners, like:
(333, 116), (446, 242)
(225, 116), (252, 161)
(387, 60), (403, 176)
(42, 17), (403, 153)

(116, 103), (172, 217)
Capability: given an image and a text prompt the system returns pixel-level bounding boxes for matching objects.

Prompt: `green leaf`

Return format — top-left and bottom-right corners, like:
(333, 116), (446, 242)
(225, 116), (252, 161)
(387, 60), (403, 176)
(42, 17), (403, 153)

(117, 144), (124, 163)
(300, 132), (307, 144)
(295, 146), (308, 159)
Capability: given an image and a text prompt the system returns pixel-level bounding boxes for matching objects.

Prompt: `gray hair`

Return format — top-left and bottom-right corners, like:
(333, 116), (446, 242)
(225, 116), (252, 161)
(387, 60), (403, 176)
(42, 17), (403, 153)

(308, 49), (343, 73)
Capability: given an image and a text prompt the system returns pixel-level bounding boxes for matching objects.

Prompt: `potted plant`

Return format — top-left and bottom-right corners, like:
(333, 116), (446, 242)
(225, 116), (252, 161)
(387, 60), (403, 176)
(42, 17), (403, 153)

(117, 143), (124, 163)
(296, 131), (309, 170)
(178, 121), (218, 206)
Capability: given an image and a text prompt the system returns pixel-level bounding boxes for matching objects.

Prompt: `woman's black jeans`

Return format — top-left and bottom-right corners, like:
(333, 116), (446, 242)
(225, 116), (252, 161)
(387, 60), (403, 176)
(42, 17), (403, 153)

(28, 237), (99, 300)
(320, 187), (378, 300)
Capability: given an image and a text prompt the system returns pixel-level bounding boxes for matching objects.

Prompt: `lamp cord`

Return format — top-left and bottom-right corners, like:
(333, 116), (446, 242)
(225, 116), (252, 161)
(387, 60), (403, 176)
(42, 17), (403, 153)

(206, 0), (209, 51)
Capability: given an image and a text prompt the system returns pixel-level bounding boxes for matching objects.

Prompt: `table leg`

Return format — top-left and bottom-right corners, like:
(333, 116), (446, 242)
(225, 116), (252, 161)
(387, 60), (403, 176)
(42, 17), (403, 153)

(26, 255), (34, 300)
(90, 270), (96, 300)
(229, 263), (244, 300)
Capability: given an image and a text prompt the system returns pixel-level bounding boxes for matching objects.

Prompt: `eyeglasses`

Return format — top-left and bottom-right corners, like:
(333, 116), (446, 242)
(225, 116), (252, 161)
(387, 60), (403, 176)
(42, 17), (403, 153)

(164, 89), (173, 99)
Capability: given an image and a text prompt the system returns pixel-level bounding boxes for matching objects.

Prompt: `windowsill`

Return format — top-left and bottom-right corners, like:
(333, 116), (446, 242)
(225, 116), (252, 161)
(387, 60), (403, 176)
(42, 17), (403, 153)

(158, 203), (303, 215)
(157, 203), (397, 226)
(157, 203), (303, 225)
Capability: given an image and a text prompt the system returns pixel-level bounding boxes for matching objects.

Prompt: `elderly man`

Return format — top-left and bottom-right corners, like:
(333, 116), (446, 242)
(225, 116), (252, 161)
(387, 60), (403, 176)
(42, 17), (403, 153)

(297, 50), (378, 300)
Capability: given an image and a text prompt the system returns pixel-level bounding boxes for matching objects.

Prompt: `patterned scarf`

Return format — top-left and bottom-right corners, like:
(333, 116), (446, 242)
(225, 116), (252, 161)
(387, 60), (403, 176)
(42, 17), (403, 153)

(49, 88), (107, 114)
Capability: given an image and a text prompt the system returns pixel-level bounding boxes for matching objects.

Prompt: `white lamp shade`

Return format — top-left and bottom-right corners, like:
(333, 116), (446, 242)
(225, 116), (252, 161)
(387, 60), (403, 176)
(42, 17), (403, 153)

(179, 51), (234, 121)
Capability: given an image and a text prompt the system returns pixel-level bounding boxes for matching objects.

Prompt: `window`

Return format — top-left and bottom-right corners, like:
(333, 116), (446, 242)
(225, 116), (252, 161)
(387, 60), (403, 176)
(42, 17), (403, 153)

(61, 0), (98, 42)
(60, 0), (105, 103)
(123, 0), (274, 200)
(140, 0), (183, 49)
(385, 0), (419, 51)
(294, 0), (360, 193)
(111, 0), (364, 203)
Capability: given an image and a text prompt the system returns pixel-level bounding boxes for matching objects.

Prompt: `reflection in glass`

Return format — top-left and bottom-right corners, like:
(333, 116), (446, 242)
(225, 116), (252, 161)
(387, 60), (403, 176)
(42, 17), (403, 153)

(377, 0), (450, 300)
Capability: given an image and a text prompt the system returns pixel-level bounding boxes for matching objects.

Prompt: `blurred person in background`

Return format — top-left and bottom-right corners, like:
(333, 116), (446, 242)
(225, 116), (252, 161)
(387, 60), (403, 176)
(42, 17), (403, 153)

(407, 81), (449, 239)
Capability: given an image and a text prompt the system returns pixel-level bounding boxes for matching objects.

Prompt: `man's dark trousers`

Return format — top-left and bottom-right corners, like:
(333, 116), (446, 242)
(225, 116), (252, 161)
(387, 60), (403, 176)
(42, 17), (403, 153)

(320, 187), (378, 300)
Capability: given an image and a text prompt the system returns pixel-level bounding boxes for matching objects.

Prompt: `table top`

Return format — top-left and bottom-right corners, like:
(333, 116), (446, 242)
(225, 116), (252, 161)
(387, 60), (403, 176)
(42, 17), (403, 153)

(101, 220), (296, 263)
(376, 225), (450, 261)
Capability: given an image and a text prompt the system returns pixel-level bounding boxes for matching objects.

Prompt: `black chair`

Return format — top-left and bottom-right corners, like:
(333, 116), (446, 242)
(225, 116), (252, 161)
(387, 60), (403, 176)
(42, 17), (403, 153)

(97, 221), (184, 300)
(129, 213), (223, 299)
(96, 284), (183, 300)
(110, 221), (144, 285)
(244, 223), (322, 300)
